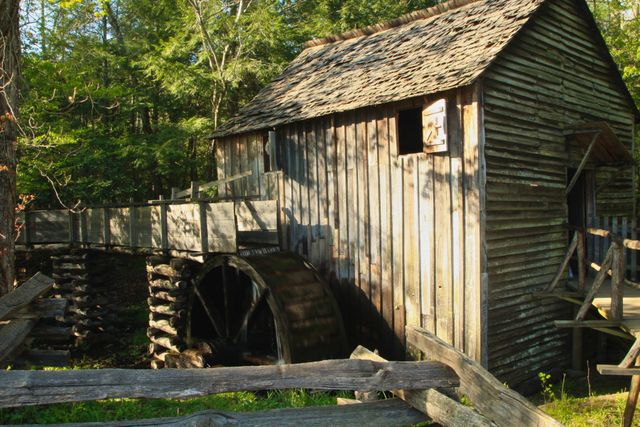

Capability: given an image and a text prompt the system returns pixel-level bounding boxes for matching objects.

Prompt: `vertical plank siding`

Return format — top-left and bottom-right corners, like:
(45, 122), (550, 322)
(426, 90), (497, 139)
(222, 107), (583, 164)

(482, 0), (635, 386)
(215, 89), (483, 361)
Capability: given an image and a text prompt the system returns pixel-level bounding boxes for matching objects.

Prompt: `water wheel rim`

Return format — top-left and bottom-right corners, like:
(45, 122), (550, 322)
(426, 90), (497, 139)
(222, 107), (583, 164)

(188, 254), (288, 365)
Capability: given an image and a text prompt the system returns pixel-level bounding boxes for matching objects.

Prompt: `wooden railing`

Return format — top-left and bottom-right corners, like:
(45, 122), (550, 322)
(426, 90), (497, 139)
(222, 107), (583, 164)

(589, 215), (639, 281)
(544, 226), (640, 322)
(15, 198), (279, 258)
(0, 327), (561, 427)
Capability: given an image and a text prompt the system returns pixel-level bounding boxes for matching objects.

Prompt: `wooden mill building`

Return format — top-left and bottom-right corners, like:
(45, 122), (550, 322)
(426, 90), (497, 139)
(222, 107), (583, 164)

(211, 0), (639, 386)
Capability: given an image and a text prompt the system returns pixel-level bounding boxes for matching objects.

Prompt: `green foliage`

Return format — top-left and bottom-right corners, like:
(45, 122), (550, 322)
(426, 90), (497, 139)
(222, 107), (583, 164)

(15, 0), (640, 207)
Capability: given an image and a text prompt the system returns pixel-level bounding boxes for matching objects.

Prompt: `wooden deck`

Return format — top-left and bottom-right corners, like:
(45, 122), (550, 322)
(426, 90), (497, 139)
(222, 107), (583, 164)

(593, 281), (640, 338)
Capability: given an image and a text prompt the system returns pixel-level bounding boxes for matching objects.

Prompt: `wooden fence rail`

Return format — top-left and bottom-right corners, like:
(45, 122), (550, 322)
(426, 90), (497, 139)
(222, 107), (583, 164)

(0, 273), (69, 367)
(0, 332), (562, 426)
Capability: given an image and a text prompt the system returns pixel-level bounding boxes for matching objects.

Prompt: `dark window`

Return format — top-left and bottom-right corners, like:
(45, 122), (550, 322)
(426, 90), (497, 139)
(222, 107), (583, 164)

(398, 108), (423, 155)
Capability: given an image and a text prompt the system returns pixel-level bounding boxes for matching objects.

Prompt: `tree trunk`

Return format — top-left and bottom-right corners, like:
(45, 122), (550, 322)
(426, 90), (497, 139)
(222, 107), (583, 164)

(0, 0), (20, 296)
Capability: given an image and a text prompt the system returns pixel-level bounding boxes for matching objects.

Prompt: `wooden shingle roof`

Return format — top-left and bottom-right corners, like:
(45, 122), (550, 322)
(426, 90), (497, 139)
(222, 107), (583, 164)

(212, 0), (546, 138)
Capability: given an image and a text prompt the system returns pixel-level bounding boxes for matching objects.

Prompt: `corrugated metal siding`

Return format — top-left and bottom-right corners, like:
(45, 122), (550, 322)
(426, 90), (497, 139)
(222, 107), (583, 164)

(482, 0), (635, 386)
(216, 89), (485, 361)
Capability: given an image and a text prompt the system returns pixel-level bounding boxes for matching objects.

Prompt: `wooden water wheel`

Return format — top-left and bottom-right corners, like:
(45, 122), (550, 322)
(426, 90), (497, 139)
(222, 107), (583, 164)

(184, 252), (347, 366)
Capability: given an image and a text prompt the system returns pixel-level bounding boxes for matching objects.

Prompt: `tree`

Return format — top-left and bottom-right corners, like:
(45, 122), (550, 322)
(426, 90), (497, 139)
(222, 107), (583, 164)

(0, 0), (20, 295)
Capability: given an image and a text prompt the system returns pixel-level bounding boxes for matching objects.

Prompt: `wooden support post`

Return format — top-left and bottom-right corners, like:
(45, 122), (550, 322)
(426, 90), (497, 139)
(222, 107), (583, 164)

(577, 230), (586, 292)
(576, 244), (614, 320)
(572, 307), (583, 371)
(624, 357), (640, 427)
(68, 209), (75, 244)
(79, 210), (86, 245)
(190, 182), (200, 201)
(129, 198), (137, 249)
(611, 241), (625, 321)
(159, 196), (168, 253)
(545, 231), (578, 292)
(633, 218), (638, 282)
(23, 209), (30, 247)
(199, 201), (209, 254)
(170, 187), (179, 200)
(103, 207), (111, 247)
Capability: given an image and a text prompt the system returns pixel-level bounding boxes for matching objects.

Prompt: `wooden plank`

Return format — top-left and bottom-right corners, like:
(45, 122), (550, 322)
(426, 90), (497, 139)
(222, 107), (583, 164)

(315, 119), (329, 271)
(406, 326), (562, 427)
(389, 112), (405, 358)
(205, 202), (236, 253)
(462, 86), (483, 362)
(36, 399), (426, 427)
(403, 155), (420, 345)
(346, 112), (359, 343)
(418, 154), (435, 336)
(0, 359), (458, 408)
(350, 345), (492, 427)
(611, 241), (625, 320)
(378, 113), (395, 357)
(0, 319), (37, 363)
(367, 109), (381, 349)
(307, 121), (319, 266)
(434, 150), (453, 345)
(357, 110), (370, 346)
(235, 200), (278, 232)
(0, 273), (55, 321)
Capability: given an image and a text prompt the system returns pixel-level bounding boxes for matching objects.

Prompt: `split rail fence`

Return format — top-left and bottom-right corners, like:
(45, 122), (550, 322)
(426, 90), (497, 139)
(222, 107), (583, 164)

(0, 326), (561, 427)
(0, 273), (69, 368)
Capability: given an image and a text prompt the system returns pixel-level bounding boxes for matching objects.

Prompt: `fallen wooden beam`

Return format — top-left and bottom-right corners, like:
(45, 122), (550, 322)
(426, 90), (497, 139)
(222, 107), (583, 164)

(406, 326), (562, 427)
(0, 273), (55, 320)
(350, 345), (493, 427)
(24, 399), (424, 427)
(0, 358), (458, 408)
(0, 319), (37, 363)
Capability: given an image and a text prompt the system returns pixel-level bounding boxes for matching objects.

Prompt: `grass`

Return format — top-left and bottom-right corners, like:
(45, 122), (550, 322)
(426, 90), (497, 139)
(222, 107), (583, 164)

(0, 390), (350, 424)
(532, 369), (635, 427)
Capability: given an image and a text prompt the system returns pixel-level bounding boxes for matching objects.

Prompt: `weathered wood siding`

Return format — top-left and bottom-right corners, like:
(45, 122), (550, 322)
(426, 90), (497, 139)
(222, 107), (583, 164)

(215, 132), (267, 198)
(217, 88), (485, 361)
(482, 0), (636, 386)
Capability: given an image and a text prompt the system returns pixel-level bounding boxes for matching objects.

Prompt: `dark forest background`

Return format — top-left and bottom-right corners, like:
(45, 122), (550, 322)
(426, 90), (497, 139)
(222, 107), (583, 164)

(15, 0), (640, 208)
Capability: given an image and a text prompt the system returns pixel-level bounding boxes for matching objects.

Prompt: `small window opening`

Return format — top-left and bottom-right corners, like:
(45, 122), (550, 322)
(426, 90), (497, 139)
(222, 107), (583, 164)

(398, 108), (423, 155)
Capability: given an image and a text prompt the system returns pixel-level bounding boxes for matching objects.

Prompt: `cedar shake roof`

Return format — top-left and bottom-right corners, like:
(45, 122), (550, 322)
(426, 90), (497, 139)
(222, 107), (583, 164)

(211, 0), (547, 137)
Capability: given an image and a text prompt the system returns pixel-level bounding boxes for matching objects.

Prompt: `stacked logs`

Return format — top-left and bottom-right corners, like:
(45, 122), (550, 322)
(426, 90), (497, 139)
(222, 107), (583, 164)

(146, 256), (193, 369)
(50, 251), (117, 345)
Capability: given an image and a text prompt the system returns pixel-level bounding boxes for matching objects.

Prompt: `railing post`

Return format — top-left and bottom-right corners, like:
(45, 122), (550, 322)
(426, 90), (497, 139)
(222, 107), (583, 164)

(190, 181), (199, 201)
(103, 205), (111, 248)
(129, 198), (137, 249)
(23, 209), (31, 247)
(159, 195), (168, 254)
(611, 238), (625, 321)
